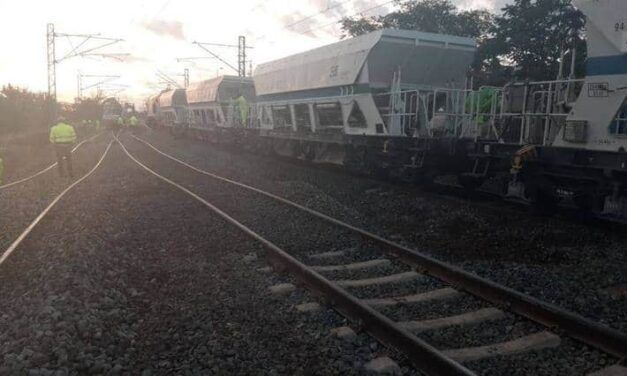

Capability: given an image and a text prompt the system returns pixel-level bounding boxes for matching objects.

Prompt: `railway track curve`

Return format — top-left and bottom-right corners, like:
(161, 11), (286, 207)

(120, 134), (627, 375)
(0, 132), (104, 190)
(0, 138), (114, 267)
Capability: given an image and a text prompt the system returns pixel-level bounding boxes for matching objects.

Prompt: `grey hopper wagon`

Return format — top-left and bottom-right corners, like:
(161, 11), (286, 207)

(253, 29), (476, 138)
(187, 76), (255, 129)
(157, 88), (188, 127)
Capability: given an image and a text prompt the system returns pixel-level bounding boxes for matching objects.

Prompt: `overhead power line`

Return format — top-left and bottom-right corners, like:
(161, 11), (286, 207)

(284, 0), (354, 30)
(192, 37), (252, 77)
(76, 73), (121, 99)
(46, 23), (126, 103)
(255, 0), (353, 42)
(297, 0), (396, 37)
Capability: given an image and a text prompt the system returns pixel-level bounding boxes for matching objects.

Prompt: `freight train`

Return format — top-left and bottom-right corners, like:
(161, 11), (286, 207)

(102, 97), (123, 128)
(146, 0), (627, 220)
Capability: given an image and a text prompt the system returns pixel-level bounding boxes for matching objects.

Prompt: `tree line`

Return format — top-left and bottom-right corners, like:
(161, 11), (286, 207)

(0, 85), (103, 137)
(340, 0), (586, 86)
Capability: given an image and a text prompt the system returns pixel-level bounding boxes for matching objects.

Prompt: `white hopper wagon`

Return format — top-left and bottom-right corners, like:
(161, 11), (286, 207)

(251, 29), (477, 168)
(157, 88), (188, 128)
(187, 75), (255, 130)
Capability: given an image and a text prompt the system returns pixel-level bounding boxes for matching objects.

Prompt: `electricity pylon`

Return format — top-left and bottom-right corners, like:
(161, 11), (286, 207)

(191, 36), (253, 77)
(46, 23), (125, 102)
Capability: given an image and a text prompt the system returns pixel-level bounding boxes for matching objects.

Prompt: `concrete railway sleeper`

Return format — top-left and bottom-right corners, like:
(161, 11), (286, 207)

(123, 134), (627, 375)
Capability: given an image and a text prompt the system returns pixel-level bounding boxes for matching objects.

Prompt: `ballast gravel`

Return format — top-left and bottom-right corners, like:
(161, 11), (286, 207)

(0, 142), (420, 375)
(122, 131), (626, 375)
(137, 131), (627, 333)
(0, 133), (111, 251)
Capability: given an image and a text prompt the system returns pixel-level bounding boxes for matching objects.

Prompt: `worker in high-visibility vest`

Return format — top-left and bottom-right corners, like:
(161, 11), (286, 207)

(128, 115), (140, 135)
(234, 95), (249, 127)
(116, 116), (125, 131)
(49, 117), (77, 178)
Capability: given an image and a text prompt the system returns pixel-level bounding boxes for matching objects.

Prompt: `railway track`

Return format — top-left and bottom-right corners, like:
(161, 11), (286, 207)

(0, 131), (103, 190)
(0, 138), (114, 266)
(121, 134), (627, 376)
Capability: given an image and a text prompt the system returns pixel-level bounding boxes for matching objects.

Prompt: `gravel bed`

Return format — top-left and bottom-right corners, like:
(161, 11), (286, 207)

(0, 129), (100, 184)
(0, 134), (112, 251)
(467, 338), (615, 376)
(120, 134), (361, 262)
(126, 131), (624, 374)
(0, 142), (420, 375)
(136, 131), (627, 333)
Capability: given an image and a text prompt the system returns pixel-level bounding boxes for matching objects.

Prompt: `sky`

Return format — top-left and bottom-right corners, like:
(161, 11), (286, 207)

(0, 0), (511, 106)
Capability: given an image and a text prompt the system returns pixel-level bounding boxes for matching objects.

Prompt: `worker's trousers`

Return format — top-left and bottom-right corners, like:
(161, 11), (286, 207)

(54, 144), (74, 178)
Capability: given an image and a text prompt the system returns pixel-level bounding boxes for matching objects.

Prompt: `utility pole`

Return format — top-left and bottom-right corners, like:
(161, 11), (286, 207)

(192, 36), (253, 77)
(46, 23), (125, 103)
(47, 24), (56, 102)
(76, 71), (81, 101)
(238, 36), (246, 78)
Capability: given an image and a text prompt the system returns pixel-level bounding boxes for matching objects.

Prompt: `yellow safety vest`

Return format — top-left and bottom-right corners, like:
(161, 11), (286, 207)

(129, 116), (139, 127)
(49, 122), (77, 144)
(236, 96), (249, 124)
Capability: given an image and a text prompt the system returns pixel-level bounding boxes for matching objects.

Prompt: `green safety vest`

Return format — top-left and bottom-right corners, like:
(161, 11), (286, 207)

(129, 116), (139, 127)
(235, 96), (249, 124)
(117, 117), (125, 126)
(49, 122), (77, 144)
(465, 87), (497, 125)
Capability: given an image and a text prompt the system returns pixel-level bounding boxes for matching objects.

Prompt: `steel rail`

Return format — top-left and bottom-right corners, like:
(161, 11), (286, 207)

(117, 136), (475, 376)
(131, 134), (627, 360)
(0, 139), (114, 267)
(0, 131), (104, 190)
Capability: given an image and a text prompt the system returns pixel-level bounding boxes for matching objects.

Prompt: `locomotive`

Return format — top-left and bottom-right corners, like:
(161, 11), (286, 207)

(148, 0), (627, 220)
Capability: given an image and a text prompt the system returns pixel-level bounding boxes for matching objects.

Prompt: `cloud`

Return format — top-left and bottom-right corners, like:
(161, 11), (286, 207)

(123, 54), (151, 63)
(309, 0), (349, 18)
(280, 12), (319, 35)
(141, 19), (185, 40)
(279, 0), (372, 37)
